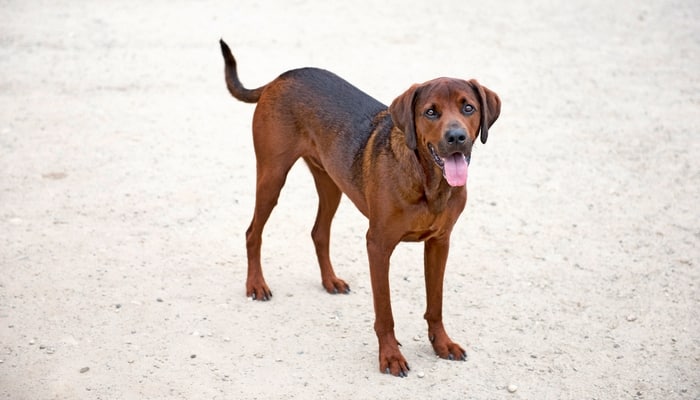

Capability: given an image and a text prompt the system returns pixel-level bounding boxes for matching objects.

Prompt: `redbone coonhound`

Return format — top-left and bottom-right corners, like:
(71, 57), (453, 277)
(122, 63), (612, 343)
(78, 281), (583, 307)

(219, 39), (500, 377)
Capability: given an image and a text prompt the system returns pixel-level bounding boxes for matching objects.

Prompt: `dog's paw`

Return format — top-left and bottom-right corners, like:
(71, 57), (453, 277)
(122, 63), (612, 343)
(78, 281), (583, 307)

(430, 335), (467, 361)
(322, 277), (350, 295)
(249, 289), (272, 301)
(246, 279), (272, 301)
(378, 340), (410, 377)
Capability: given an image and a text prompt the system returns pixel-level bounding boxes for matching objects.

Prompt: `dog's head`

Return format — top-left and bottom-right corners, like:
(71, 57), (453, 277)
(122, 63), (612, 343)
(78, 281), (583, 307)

(390, 78), (500, 187)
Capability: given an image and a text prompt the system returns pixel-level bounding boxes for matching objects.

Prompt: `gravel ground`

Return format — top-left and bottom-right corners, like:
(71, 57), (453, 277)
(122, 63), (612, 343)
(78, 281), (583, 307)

(1, 1), (699, 399)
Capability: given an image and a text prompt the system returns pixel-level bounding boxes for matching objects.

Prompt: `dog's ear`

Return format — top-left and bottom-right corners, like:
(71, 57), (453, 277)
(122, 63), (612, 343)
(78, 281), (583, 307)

(469, 80), (501, 144)
(389, 84), (420, 150)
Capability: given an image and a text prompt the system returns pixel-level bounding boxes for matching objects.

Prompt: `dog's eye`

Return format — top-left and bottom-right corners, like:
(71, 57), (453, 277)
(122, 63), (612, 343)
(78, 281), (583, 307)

(424, 108), (439, 119)
(463, 104), (475, 115)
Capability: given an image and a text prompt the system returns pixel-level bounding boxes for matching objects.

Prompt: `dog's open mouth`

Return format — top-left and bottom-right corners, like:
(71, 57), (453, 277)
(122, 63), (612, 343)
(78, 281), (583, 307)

(428, 143), (469, 187)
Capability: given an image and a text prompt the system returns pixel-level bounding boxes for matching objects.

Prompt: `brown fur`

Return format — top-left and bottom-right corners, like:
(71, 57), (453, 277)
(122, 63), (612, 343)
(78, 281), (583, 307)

(219, 39), (501, 377)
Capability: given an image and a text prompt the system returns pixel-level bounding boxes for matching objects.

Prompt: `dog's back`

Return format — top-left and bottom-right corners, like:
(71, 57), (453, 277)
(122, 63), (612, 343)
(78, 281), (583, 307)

(221, 39), (388, 200)
(259, 67), (385, 135)
(257, 67), (392, 207)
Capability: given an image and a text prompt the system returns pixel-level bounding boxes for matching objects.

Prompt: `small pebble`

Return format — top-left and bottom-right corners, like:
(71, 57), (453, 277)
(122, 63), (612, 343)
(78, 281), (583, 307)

(417, 371), (425, 378)
(29, 339), (35, 345)
(80, 367), (90, 374)
(156, 298), (163, 303)
(507, 384), (518, 393)
(413, 335), (421, 342)
(626, 314), (637, 322)
(190, 354), (196, 359)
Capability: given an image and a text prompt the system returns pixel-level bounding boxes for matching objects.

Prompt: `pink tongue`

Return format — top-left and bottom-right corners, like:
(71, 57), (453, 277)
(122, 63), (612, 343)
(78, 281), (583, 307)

(443, 154), (468, 187)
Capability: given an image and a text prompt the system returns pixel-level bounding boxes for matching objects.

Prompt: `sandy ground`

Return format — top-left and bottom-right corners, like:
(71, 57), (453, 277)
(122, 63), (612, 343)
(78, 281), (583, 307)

(1, 0), (699, 399)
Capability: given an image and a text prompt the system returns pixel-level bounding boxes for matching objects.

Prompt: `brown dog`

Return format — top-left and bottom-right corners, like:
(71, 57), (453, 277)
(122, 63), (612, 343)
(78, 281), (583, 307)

(219, 39), (500, 377)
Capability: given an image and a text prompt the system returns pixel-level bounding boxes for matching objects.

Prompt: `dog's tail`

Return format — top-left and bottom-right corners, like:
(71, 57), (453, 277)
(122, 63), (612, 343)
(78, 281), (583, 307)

(219, 39), (264, 103)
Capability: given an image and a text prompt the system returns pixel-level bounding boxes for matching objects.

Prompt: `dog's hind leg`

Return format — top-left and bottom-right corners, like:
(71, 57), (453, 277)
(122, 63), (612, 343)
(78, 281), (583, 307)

(304, 157), (350, 294)
(244, 134), (299, 301)
(244, 172), (286, 300)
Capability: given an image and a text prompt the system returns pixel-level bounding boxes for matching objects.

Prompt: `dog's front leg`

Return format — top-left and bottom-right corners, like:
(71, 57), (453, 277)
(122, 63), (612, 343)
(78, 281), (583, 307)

(424, 236), (467, 361)
(366, 229), (409, 377)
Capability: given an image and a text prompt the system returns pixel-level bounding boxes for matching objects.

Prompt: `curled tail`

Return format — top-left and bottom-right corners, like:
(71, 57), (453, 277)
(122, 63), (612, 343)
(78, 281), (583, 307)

(219, 39), (264, 103)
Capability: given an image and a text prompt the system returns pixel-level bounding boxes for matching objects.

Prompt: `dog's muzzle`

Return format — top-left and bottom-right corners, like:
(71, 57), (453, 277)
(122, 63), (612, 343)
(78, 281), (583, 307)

(428, 143), (470, 187)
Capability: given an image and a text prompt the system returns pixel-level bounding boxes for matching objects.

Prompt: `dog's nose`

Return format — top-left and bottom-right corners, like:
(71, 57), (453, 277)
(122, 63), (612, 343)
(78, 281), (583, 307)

(445, 127), (467, 145)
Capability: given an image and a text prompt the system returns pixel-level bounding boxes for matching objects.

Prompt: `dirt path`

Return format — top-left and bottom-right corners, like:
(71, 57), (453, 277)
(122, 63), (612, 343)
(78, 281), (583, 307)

(1, 1), (698, 399)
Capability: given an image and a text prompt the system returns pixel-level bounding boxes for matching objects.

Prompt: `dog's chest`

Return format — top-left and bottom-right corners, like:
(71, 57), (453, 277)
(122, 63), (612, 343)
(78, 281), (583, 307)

(400, 198), (465, 242)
